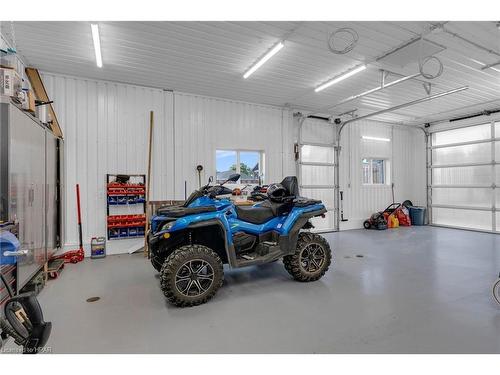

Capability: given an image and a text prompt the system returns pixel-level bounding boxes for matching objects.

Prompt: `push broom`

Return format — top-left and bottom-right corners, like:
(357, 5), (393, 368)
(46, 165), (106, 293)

(51, 184), (85, 264)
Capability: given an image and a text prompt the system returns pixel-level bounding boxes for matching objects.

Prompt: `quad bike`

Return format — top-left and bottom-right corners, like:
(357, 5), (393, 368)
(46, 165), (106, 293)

(0, 273), (51, 354)
(148, 175), (332, 307)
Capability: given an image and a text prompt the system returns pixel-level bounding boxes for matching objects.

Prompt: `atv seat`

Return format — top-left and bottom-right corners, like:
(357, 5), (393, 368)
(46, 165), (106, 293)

(235, 205), (275, 225)
(235, 200), (293, 225)
(293, 197), (321, 207)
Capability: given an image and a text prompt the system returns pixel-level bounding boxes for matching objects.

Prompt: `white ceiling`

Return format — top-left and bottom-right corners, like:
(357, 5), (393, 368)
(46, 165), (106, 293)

(2, 21), (499, 125)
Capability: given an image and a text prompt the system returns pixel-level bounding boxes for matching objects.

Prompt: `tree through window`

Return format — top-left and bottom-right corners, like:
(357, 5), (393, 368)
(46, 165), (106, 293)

(216, 150), (263, 184)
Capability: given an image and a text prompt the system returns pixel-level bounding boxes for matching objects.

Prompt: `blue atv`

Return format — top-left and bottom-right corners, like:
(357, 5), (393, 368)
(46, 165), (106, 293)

(148, 175), (332, 307)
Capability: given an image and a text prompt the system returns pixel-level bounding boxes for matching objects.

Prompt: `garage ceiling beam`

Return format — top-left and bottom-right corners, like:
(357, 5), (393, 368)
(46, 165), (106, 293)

(327, 71), (422, 111)
(339, 86), (469, 130)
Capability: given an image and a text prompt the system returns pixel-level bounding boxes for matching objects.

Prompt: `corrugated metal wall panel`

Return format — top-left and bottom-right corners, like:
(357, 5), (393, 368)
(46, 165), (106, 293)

(339, 120), (426, 229)
(41, 72), (426, 253)
(42, 73), (173, 252)
(172, 92), (289, 199)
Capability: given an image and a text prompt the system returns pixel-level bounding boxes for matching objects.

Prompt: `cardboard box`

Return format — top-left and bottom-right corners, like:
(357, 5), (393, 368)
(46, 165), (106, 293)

(0, 67), (20, 97)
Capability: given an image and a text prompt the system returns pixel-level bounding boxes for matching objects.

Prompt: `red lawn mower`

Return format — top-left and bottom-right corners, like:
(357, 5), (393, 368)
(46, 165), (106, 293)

(363, 200), (413, 230)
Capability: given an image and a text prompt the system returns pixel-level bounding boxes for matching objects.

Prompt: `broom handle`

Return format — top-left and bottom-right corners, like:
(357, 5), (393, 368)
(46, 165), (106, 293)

(76, 184), (83, 249)
(144, 111), (154, 257)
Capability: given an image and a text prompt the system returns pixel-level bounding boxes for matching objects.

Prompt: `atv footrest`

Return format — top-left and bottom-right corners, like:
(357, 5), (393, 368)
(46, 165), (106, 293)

(255, 241), (280, 256)
(235, 246), (283, 268)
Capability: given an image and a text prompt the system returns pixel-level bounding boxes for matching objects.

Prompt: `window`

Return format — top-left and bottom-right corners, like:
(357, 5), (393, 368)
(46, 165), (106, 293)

(216, 150), (263, 184)
(362, 158), (389, 185)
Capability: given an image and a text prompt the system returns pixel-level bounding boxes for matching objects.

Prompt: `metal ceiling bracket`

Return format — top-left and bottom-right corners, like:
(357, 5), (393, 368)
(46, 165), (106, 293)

(334, 109), (358, 119)
(380, 70), (385, 88)
(423, 82), (432, 95)
(326, 72), (422, 111)
(481, 60), (500, 70)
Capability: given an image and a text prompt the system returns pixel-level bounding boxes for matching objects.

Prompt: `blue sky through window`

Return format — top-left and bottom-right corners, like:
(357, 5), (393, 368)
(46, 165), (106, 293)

(216, 150), (236, 172)
(216, 150), (260, 172)
(240, 151), (259, 171)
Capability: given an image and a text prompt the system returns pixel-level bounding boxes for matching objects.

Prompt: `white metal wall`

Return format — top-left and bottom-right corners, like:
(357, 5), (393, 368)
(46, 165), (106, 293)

(42, 73), (294, 253)
(42, 72), (427, 254)
(339, 120), (426, 229)
(172, 92), (293, 199)
(42, 73), (174, 254)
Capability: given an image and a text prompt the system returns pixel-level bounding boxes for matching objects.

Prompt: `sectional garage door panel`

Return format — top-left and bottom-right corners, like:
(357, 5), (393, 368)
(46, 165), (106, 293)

(310, 211), (335, 231)
(300, 145), (335, 164)
(432, 143), (491, 165)
(432, 123), (491, 145)
(432, 207), (492, 231)
(301, 165), (335, 186)
(298, 118), (336, 232)
(429, 120), (499, 233)
(432, 165), (492, 185)
(301, 188), (335, 209)
(432, 187), (492, 208)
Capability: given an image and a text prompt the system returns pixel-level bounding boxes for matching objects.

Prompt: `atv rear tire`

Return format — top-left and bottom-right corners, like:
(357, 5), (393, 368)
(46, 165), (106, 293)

(160, 244), (224, 307)
(283, 233), (332, 282)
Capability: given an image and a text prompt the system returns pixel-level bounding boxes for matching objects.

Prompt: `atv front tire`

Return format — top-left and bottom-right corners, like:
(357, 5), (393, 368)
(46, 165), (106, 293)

(160, 244), (224, 307)
(283, 233), (332, 282)
(150, 255), (163, 272)
(493, 278), (500, 306)
(363, 220), (371, 229)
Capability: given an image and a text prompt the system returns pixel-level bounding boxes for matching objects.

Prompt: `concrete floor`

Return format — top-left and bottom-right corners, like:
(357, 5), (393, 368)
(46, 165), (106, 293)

(25, 227), (500, 353)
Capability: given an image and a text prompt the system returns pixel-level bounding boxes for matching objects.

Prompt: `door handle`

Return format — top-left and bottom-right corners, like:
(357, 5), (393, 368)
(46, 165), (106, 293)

(3, 249), (29, 257)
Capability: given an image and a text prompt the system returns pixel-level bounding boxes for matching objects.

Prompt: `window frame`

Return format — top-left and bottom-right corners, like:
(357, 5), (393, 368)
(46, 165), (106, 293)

(361, 158), (390, 186)
(215, 148), (265, 185)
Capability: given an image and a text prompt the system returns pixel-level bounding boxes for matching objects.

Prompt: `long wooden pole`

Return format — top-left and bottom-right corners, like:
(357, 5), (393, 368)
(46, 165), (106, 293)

(144, 111), (154, 257)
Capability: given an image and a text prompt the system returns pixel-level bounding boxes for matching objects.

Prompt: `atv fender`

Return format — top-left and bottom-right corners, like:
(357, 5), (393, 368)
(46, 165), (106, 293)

(279, 207), (327, 255)
(186, 219), (238, 267)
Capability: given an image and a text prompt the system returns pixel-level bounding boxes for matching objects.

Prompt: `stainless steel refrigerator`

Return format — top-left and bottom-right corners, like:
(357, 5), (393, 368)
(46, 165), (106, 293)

(0, 101), (61, 292)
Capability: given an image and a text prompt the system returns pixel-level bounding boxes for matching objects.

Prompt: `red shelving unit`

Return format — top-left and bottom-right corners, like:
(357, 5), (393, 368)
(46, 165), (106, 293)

(106, 174), (146, 240)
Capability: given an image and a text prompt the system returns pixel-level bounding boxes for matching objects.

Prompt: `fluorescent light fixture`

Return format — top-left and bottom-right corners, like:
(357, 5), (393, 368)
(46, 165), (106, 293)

(469, 58), (484, 66)
(469, 58), (500, 73)
(243, 41), (284, 79)
(362, 136), (391, 142)
(315, 65), (367, 93)
(91, 24), (103, 68)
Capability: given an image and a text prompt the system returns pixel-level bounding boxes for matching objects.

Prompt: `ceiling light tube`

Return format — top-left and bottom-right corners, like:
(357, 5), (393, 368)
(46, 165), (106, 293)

(315, 65), (367, 93)
(362, 136), (391, 142)
(243, 41), (284, 79)
(91, 24), (103, 68)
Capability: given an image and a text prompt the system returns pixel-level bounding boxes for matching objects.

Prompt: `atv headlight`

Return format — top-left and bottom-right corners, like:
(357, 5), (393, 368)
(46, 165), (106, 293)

(161, 221), (175, 231)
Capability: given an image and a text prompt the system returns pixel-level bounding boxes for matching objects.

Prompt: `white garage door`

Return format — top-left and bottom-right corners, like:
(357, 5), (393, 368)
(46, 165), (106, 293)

(429, 121), (500, 232)
(297, 118), (336, 232)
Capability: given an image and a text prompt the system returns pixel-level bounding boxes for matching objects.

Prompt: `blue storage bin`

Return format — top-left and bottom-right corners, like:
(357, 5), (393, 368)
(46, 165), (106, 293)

(0, 231), (20, 265)
(409, 206), (426, 226)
